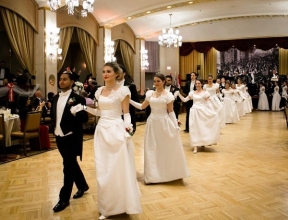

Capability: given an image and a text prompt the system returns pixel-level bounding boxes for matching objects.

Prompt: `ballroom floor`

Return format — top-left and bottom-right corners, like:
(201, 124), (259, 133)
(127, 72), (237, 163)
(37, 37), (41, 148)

(0, 111), (287, 220)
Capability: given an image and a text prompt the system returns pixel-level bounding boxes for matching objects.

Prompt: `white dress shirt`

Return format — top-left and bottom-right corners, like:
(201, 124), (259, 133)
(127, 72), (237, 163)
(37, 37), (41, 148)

(54, 89), (72, 136)
(190, 80), (195, 92)
(165, 85), (171, 92)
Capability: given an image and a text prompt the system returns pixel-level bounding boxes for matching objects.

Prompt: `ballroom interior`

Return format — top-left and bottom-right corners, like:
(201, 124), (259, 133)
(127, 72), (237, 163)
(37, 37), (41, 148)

(0, 0), (288, 219)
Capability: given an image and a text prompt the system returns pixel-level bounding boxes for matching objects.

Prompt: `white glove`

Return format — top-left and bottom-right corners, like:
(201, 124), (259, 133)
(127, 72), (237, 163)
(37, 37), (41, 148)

(174, 91), (179, 99)
(178, 92), (192, 103)
(168, 111), (180, 132)
(130, 100), (142, 110)
(70, 103), (83, 115)
(123, 113), (133, 139)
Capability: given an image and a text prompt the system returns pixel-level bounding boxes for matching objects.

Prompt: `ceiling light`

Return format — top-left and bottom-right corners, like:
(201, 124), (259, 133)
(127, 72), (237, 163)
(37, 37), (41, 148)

(158, 14), (182, 48)
(146, 11), (151, 14)
(47, 0), (94, 19)
(127, 16), (132, 19)
(167, 6), (172, 9)
(188, 1), (193, 4)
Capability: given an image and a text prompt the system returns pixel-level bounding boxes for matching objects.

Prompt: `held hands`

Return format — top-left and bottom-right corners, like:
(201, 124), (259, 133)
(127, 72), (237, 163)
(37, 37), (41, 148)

(70, 103), (84, 115)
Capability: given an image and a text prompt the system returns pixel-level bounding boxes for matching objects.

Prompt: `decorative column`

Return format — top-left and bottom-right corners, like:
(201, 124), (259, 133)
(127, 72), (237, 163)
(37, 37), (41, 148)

(135, 39), (146, 94)
(35, 1), (58, 97)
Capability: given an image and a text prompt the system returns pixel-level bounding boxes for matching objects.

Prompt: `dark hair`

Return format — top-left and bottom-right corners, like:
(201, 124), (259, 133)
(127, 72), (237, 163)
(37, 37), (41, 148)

(154, 73), (166, 87)
(60, 71), (75, 81)
(225, 80), (231, 85)
(165, 75), (172, 80)
(47, 92), (54, 100)
(196, 79), (204, 84)
(17, 95), (29, 108)
(207, 74), (213, 79)
(118, 64), (127, 75)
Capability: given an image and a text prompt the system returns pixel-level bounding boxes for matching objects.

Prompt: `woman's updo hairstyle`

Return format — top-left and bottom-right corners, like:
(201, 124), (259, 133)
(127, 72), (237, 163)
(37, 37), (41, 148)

(154, 73), (166, 87)
(104, 62), (123, 80)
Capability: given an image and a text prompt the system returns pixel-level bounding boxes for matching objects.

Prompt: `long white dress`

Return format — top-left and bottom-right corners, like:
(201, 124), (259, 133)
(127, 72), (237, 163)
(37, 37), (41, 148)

(271, 86), (281, 111)
(144, 90), (189, 183)
(236, 84), (252, 114)
(188, 91), (220, 146)
(232, 88), (245, 117)
(257, 86), (269, 110)
(203, 84), (225, 128)
(94, 86), (142, 216)
(222, 89), (240, 123)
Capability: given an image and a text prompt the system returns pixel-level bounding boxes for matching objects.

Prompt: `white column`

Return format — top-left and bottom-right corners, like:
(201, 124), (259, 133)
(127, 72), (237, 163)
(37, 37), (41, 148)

(35, 7), (58, 97)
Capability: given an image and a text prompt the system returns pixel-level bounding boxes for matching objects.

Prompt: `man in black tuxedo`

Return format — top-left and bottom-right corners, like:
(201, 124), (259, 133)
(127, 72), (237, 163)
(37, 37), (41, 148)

(183, 72), (197, 132)
(33, 89), (48, 117)
(118, 64), (140, 133)
(51, 71), (89, 212)
(165, 75), (181, 119)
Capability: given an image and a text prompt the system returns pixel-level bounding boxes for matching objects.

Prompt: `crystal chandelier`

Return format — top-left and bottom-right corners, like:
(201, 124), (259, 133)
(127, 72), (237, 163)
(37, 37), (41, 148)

(158, 14), (182, 48)
(47, 0), (94, 18)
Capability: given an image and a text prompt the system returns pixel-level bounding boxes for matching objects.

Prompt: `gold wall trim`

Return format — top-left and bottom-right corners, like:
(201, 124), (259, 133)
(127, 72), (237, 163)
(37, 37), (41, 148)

(0, 0), (38, 33)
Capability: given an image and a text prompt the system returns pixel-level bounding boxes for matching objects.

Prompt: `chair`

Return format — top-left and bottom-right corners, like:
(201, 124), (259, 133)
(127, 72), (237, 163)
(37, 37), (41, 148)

(0, 114), (6, 157)
(11, 111), (42, 156)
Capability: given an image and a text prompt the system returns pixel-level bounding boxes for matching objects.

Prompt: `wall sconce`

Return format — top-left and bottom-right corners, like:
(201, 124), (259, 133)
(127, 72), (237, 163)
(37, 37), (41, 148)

(141, 49), (149, 70)
(49, 27), (60, 46)
(57, 48), (62, 60)
(105, 41), (116, 62)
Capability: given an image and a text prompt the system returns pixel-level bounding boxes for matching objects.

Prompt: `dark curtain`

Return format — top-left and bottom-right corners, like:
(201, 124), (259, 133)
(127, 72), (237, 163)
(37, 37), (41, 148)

(180, 42), (194, 56)
(180, 37), (288, 55)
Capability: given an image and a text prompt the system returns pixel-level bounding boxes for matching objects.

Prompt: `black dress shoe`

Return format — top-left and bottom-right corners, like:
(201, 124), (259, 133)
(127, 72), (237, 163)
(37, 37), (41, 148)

(183, 129), (189, 133)
(73, 186), (89, 199)
(53, 200), (70, 212)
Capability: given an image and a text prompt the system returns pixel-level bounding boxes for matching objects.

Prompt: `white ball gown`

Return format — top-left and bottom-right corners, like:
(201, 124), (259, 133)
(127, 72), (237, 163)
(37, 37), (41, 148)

(144, 90), (189, 183)
(271, 86), (281, 111)
(203, 84), (225, 128)
(188, 90), (220, 146)
(94, 86), (142, 216)
(257, 86), (269, 110)
(236, 84), (252, 114)
(222, 89), (240, 124)
(232, 88), (245, 117)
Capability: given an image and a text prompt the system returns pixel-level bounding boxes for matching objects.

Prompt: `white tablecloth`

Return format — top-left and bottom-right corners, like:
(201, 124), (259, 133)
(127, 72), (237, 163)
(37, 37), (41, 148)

(4, 115), (20, 146)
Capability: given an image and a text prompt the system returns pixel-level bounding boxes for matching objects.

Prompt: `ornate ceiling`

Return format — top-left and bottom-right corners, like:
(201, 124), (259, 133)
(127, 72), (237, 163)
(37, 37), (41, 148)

(37, 0), (288, 42)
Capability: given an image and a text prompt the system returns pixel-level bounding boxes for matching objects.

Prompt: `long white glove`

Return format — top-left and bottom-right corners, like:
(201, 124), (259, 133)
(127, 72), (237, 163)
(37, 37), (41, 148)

(70, 104), (83, 115)
(71, 103), (101, 116)
(123, 113), (133, 138)
(168, 111), (180, 131)
(178, 92), (192, 103)
(130, 100), (143, 110)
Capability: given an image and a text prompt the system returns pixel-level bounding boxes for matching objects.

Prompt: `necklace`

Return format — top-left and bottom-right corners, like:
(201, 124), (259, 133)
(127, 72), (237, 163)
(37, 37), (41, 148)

(155, 90), (163, 95)
(105, 84), (117, 90)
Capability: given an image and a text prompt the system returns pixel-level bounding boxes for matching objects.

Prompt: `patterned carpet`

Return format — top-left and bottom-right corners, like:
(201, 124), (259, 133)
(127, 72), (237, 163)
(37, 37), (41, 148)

(0, 133), (94, 165)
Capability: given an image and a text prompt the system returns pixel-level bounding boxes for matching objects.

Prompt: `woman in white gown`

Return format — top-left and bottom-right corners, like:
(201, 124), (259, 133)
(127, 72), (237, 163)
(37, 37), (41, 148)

(257, 82), (269, 110)
(236, 78), (252, 114)
(231, 83), (245, 117)
(74, 62), (142, 219)
(177, 79), (220, 154)
(203, 75), (225, 128)
(271, 81), (281, 111)
(222, 81), (240, 124)
(130, 74), (189, 184)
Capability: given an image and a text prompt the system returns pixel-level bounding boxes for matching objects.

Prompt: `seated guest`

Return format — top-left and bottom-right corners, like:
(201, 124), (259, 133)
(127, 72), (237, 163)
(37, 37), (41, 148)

(46, 92), (55, 118)
(17, 95), (50, 150)
(88, 80), (99, 99)
(33, 89), (47, 117)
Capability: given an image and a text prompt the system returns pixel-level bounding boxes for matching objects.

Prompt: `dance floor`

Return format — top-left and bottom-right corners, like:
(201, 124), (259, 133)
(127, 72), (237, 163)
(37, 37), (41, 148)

(0, 111), (287, 220)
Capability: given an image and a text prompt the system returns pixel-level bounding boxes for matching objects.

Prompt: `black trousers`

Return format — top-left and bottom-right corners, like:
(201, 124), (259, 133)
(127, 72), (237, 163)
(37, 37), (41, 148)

(56, 135), (88, 201)
(174, 101), (180, 119)
(185, 100), (193, 131)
